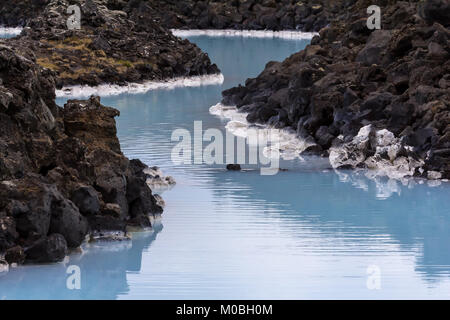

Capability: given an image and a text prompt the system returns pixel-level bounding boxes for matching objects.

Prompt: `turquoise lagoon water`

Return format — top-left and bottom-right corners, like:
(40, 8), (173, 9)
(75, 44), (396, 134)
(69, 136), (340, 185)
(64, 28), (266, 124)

(0, 28), (21, 39)
(1, 35), (450, 299)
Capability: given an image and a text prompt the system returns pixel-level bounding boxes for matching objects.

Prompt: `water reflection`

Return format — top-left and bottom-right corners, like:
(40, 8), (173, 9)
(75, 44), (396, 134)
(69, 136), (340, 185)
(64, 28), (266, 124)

(203, 167), (450, 283)
(0, 223), (163, 300)
(4, 35), (450, 299)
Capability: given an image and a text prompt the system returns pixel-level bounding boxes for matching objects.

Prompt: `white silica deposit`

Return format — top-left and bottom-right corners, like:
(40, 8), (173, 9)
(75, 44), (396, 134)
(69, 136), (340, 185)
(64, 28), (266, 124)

(171, 29), (318, 40)
(209, 103), (315, 160)
(0, 26), (22, 37)
(56, 73), (225, 98)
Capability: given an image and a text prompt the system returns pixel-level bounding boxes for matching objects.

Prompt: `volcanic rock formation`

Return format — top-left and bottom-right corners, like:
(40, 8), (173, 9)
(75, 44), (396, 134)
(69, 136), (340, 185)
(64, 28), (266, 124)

(0, 45), (163, 264)
(4, 0), (220, 88)
(222, 0), (450, 179)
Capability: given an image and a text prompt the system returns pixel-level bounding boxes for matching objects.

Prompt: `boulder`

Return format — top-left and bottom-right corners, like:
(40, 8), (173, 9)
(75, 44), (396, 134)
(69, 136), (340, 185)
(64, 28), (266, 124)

(356, 30), (392, 66)
(419, 0), (450, 26)
(24, 234), (68, 263)
(0, 178), (54, 239)
(49, 196), (89, 248)
(87, 215), (126, 233)
(71, 185), (100, 216)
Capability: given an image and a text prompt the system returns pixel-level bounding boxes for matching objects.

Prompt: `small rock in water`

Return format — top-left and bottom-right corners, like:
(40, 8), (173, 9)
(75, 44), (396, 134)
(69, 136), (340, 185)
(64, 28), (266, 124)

(226, 164), (242, 171)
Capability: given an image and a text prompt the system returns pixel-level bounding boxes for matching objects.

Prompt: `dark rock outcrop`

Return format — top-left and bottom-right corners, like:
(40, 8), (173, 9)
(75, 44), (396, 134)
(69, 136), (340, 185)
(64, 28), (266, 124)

(4, 0), (219, 88)
(4, 245), (26, 264)
(0, 0), (48, 27)
(222, 0), (450, 179)
(1, 0), (344, 33)
(0, 45), (164, 263)
(71, 185), (101, 215)
(119, 0), (342, 32)
(24, 234), (68, 263)
(418, 0), (450, 26)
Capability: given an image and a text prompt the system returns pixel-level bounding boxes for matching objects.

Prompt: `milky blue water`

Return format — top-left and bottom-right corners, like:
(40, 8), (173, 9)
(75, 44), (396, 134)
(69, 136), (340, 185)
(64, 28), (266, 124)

(1, 35), (450, 300)
(0, 29), (20, 39)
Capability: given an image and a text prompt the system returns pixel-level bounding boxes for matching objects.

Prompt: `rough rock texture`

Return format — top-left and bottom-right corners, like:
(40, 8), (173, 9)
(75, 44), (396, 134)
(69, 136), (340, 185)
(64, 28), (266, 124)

(329, 125), (425, 179)
(0, 45), (163, 263)
(0, 0), (361, 33)
(24, 234), (68, 263)
(222, 0), (450, 179)
(0, 0), (349, 32)
(137, 163), (176, 189)
(0, 0), (49, 27)
(117, 0), (341, 32)
(4, 0), (219, 88)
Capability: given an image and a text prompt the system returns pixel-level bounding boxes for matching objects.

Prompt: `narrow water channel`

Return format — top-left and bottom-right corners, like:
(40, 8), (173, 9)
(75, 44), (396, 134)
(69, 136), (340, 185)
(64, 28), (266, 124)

(1, 34), (449, 300)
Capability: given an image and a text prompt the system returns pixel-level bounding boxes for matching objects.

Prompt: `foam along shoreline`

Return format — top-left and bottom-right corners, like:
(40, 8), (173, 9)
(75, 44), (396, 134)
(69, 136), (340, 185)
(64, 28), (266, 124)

(0, 26), (23, 36)
(171, 29), (318, 39)
(209, 103), (316, 161)
(209, 103), (449, 182)
(56, 73), (225, 98)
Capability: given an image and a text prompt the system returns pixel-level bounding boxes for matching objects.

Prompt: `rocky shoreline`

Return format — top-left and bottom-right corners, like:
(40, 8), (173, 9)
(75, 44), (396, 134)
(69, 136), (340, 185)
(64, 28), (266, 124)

(1, 0), (449, 267)
(4, 0), (220, 88)
(0, 0), (221, 267)
(0, 0), (340, 33)
(119, 0), (337, 32)
(0, 0), (48, 27)
(0, 44), (176, 265)
(222, 0), (450, 180)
